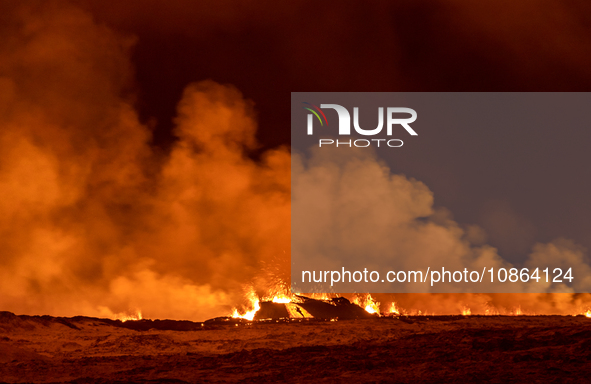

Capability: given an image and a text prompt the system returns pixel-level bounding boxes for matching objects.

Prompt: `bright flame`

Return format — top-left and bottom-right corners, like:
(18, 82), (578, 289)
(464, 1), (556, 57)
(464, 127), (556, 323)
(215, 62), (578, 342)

(230, 289), (591, 319)
(271, 296), (291, 303)
(514, 306), (523, 316)
(353, 294), (380, 315)
(230, 289), (317, 319)
(231, 300), (260, 321)
(229, 288), (394, 320)
(118, 310), (142, 322)
(231, 287), (260, 321)
(365, 305), (377, 314)
(388, 302), (400, 315)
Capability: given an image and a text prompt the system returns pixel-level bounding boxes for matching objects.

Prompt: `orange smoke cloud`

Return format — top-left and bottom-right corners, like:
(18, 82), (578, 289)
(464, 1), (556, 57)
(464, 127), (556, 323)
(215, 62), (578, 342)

(0, 2), (289, 320)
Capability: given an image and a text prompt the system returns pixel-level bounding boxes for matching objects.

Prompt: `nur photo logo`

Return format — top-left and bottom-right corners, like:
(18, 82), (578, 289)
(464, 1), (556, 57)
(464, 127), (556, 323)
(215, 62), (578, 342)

(303, 102), (418, 148)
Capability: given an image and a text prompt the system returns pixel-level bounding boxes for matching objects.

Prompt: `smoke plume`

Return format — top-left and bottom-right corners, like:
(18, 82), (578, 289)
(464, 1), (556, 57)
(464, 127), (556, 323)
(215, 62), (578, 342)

(293, 147), (591, 314)
(0, 2), (289, 320)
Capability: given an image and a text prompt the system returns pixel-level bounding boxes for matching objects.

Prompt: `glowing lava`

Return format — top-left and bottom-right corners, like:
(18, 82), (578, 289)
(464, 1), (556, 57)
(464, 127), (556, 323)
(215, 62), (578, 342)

(231, 301), (260, 321)
(388, 302), (400, 315)
(272, 296), (291, 304)
(353, 294), (380, 315)
(229, 289), (586, 320)
(118, 311), (143, 322)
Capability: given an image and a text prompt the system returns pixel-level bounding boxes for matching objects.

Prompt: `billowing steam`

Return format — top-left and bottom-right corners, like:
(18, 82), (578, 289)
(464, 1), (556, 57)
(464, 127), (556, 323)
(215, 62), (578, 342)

(293, 148), (591, 315)
(0, 2), (590, 321)
(293, 148), (591, 293)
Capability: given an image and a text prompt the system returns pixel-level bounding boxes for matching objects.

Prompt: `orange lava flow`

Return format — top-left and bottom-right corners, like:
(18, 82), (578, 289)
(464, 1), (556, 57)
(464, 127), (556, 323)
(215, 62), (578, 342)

(228, 288), (591, 320)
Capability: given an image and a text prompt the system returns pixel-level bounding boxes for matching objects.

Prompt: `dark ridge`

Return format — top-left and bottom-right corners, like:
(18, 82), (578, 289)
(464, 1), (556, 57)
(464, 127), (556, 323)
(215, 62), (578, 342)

(0, 312), (205, 332)
(295, 296), (376, 320)
(114, 319), (204, 332)
(254, 302), (290, 320)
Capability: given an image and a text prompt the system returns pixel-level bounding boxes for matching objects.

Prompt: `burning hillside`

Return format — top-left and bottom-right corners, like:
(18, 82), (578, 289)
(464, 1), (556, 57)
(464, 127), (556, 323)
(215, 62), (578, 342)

(227, 291), (591, 321)
(229, 295), (376, 322)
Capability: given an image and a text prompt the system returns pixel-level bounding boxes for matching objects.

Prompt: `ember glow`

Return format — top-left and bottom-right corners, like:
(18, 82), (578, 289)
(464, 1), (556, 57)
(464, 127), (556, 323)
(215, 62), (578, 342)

(352, 294), (380, 315)
(117, 310), (143, 322)
(388, 302), (400, 316)
(231, 302), (260, 321)
(226, 288), (591, 321)
(272, 297), (292, 304)
(231, 288), (262, 321)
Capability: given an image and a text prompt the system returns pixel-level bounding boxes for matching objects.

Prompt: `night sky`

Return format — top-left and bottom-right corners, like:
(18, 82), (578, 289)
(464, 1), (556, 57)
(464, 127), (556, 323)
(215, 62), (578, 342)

(83, 0), (591, 259)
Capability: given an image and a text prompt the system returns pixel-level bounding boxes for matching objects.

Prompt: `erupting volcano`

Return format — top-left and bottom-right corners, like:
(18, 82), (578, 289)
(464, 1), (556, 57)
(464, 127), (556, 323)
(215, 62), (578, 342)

(2, 0), (591, 382)
(227, 291), (591, 322)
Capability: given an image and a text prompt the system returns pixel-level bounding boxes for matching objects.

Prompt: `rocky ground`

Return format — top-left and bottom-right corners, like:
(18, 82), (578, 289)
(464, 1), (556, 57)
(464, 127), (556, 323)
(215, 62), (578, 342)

(1, 312), (591, 383)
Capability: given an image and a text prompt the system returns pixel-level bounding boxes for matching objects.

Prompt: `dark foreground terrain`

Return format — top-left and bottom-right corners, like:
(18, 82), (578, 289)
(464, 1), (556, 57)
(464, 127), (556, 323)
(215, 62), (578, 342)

(1, 312), (591, 383)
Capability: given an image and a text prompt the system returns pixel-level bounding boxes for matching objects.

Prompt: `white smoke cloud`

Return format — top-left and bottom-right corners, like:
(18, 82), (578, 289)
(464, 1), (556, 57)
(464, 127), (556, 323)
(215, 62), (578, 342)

(292, 146), (591, 299)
